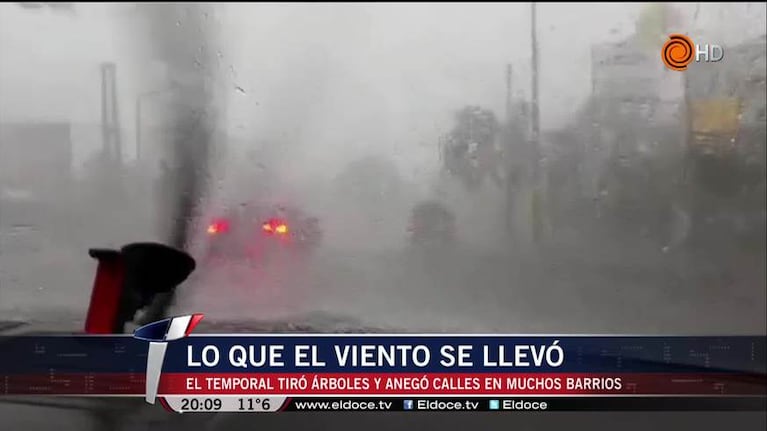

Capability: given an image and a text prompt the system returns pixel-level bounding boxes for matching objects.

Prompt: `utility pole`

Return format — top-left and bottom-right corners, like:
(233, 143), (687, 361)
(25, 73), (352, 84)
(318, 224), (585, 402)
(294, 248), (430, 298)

(530, 2), (543, 243)
(530, 3), (540, 178)
(135, 97), (142, 163)
(504, 64), (515, 239)
(505, 64), (513, 125)
(100, 62), (122, 169)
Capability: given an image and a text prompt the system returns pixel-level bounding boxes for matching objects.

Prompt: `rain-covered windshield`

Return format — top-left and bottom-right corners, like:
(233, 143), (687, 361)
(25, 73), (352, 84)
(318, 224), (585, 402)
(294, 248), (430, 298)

(1, 3), (765, 334)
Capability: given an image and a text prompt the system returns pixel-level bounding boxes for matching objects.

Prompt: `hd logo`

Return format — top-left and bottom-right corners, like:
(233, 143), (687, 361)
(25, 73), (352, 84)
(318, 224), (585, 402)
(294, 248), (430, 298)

(134, 314), (205, 404)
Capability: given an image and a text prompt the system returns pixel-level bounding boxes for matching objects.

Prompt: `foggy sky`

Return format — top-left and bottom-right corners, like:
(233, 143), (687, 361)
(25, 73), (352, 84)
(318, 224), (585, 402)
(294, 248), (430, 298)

(1, 3), (765, 176)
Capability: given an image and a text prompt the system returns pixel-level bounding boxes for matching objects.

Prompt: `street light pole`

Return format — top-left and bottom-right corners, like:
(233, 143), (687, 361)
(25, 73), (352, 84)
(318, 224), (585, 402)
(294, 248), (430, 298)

(506, 64), (513, 125)
(530, 2), (543, 243)
(530, 2), (540, 181)
(135, 96), (142, 162)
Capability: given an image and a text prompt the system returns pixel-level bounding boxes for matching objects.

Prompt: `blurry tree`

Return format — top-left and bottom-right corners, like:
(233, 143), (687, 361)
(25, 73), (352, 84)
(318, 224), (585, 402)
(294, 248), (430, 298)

(553, 90), (689, 245)
(440, 105), (504, 190)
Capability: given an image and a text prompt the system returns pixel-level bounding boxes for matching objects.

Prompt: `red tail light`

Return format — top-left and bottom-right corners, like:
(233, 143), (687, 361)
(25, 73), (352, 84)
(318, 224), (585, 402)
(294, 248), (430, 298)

(263, 219), (289, 235)
(207, 219), (229, 235)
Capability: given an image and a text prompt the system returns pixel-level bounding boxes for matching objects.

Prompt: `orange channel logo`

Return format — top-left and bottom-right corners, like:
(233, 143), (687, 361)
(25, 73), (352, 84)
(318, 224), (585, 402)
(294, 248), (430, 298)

(662, 34), (695, 71)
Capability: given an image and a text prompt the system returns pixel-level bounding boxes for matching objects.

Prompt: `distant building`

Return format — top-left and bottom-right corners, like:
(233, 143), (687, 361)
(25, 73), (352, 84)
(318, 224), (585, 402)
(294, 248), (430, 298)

(579, 36), (687, 205)
(686, 34), (767, 154)
(590, 36), (683, 123)
(591, 38), (659, 102)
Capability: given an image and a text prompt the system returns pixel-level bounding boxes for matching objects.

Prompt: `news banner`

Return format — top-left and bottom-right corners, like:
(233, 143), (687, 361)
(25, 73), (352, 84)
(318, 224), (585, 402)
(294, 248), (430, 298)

(0, 314), (765, 413)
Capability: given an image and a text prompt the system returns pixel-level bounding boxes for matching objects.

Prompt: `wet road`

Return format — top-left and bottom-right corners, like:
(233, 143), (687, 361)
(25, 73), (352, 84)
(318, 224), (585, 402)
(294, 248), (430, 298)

(179, 242), (766, 335)
(2, 228), (765, 334)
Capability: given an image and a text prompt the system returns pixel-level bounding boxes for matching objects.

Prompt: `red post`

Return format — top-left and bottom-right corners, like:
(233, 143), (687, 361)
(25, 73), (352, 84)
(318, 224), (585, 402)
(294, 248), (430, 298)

(84, 249), (125, 334)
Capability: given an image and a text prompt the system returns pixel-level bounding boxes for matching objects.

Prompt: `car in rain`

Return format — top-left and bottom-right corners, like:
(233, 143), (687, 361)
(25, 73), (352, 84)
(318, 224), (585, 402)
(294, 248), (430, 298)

(407, 199), (456, 248)
(203, 202), (322, 266)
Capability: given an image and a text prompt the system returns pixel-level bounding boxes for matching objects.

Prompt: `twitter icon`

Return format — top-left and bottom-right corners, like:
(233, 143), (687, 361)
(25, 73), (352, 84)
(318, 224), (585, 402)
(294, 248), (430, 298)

(489, 399), (500, 410)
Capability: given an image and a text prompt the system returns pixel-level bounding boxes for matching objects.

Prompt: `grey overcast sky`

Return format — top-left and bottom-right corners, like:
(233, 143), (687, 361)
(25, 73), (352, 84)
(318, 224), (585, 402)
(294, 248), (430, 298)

(1, 3), (765, 175)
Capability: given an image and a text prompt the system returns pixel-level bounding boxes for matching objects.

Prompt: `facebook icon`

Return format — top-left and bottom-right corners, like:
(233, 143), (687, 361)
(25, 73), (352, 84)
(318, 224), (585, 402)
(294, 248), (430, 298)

(403, 400), (414, 410)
